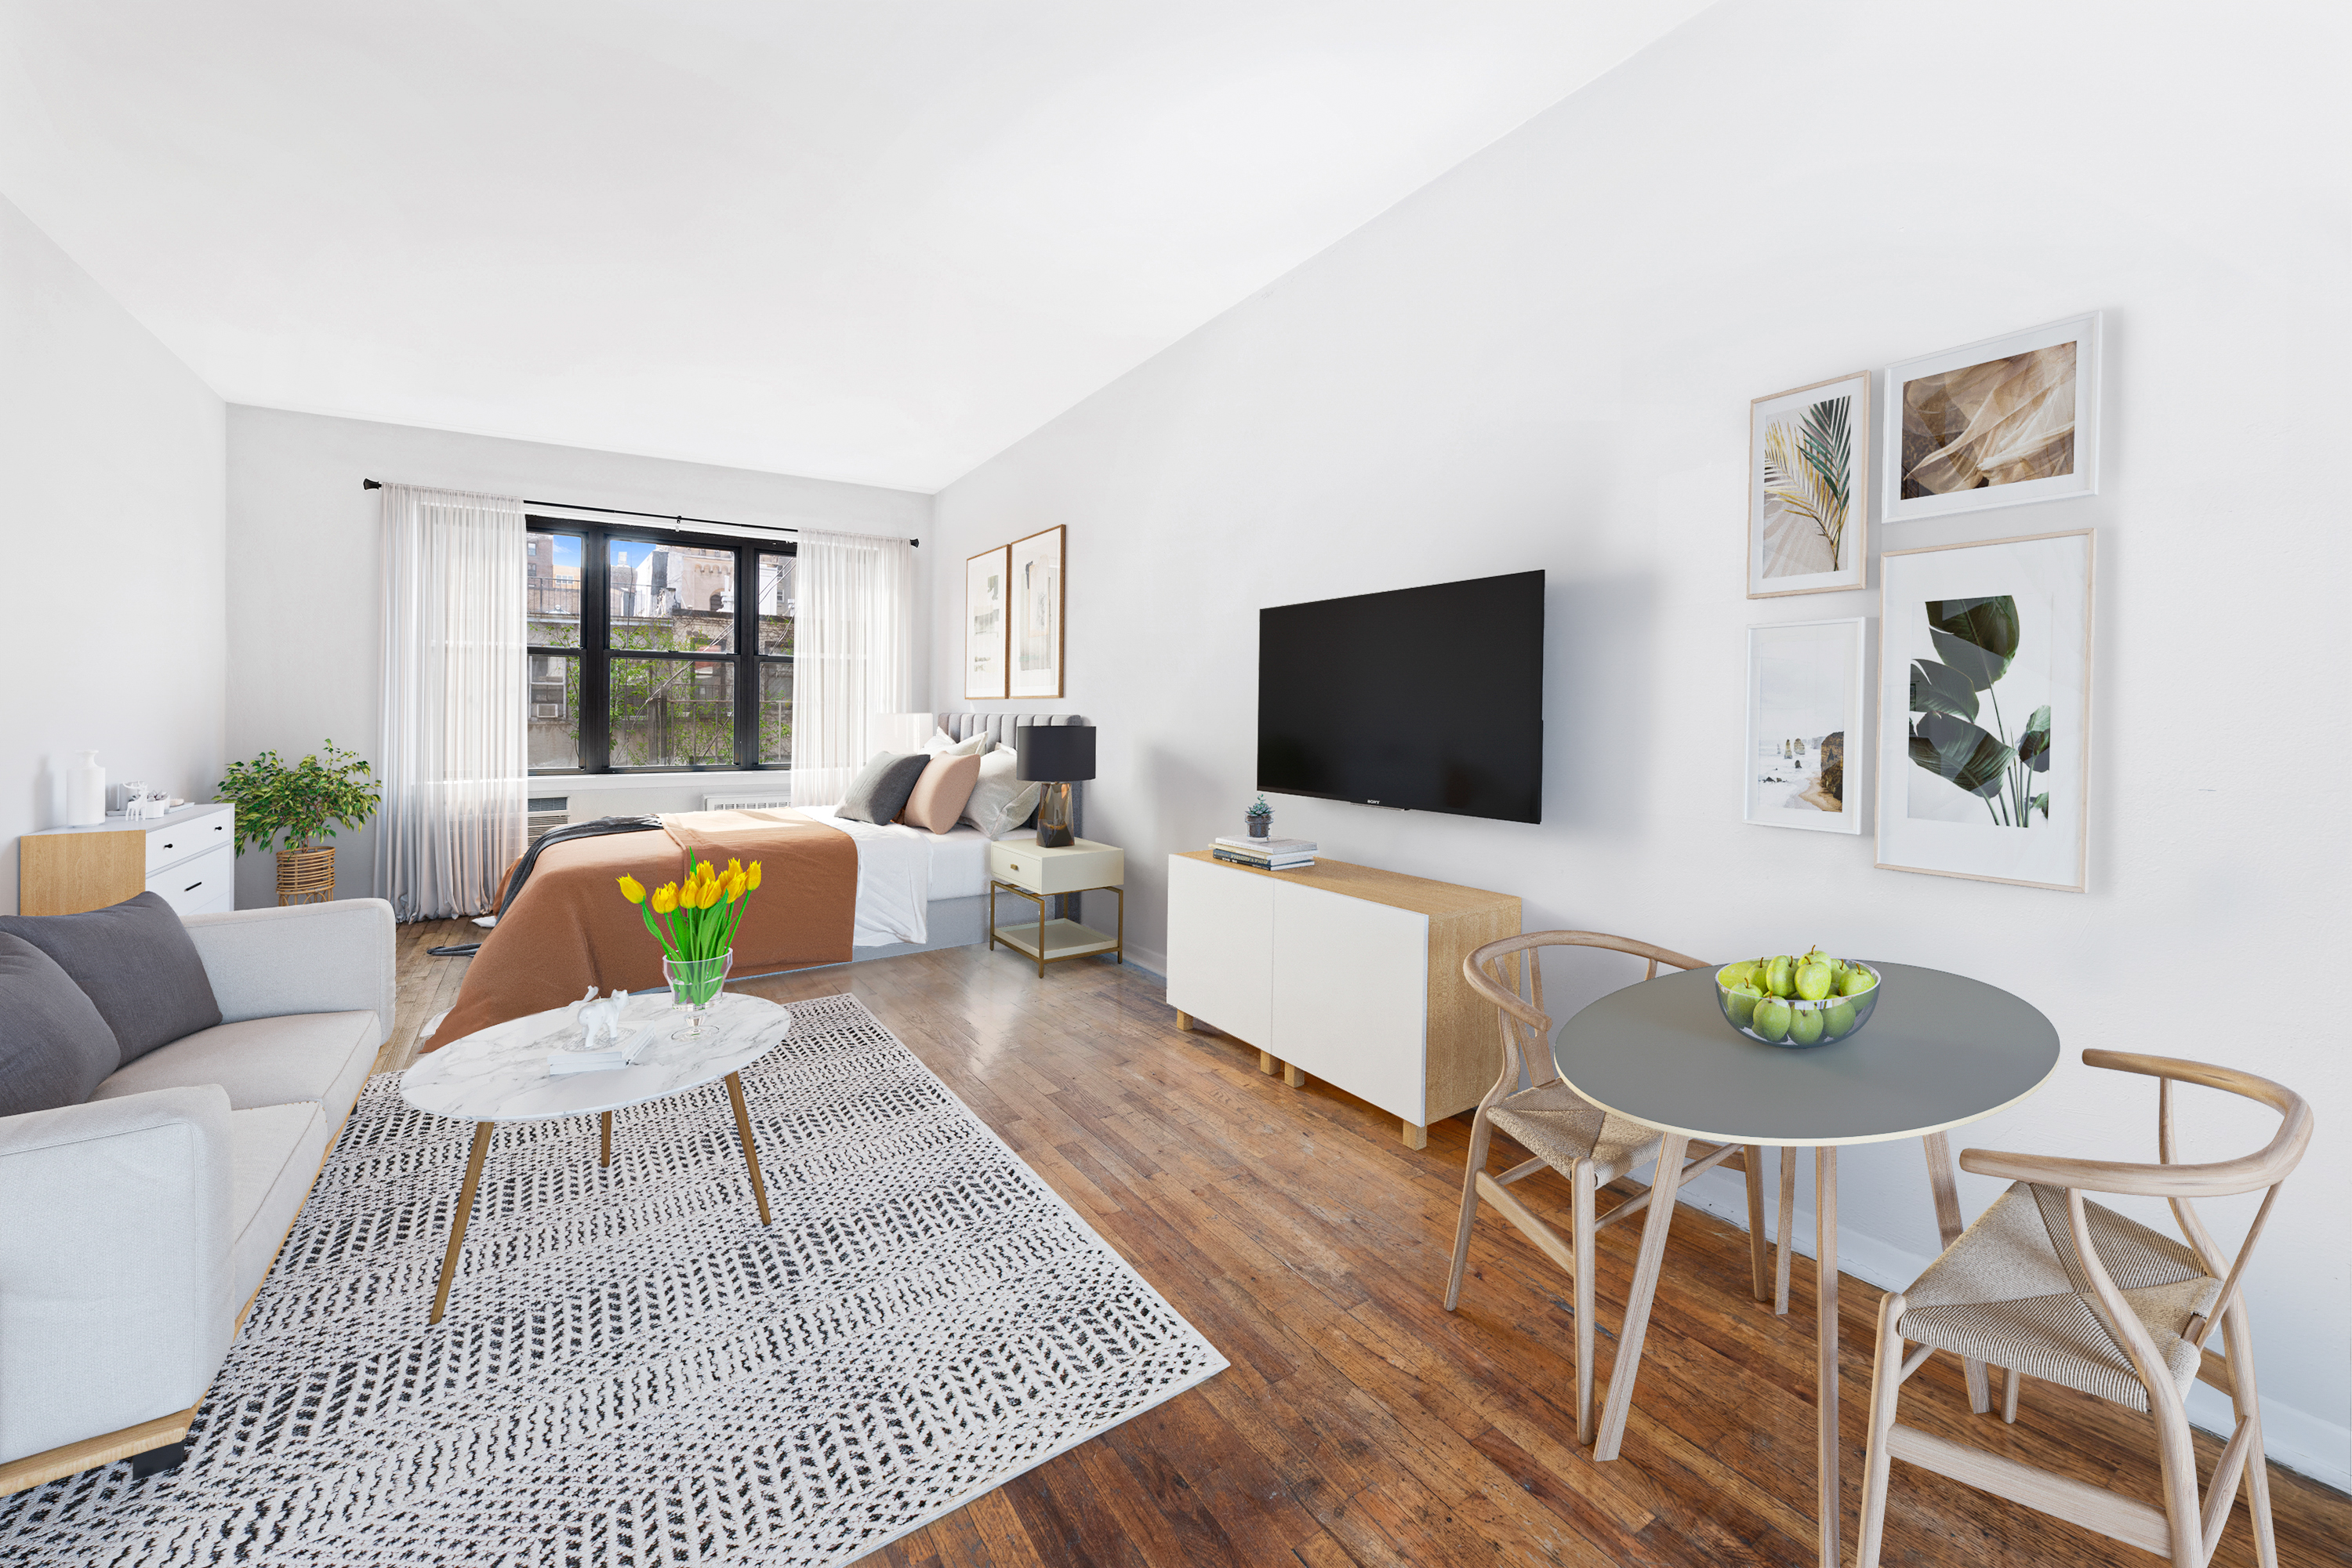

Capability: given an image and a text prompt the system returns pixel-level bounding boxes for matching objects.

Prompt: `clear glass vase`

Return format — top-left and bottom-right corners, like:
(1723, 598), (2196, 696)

(664, 950), (733, 1040)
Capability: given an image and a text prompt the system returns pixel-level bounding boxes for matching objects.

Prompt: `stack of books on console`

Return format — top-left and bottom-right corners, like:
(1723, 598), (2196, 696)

(1212, 836), (1317, 871)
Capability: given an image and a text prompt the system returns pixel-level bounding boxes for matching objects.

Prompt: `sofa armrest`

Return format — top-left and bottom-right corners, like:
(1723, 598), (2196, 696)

(183, 898), (397, 1046)
(0, 1087), (235, 1466)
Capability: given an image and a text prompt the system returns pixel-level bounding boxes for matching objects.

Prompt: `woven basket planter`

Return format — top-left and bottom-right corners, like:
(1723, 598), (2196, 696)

(275, 846), (336, 906)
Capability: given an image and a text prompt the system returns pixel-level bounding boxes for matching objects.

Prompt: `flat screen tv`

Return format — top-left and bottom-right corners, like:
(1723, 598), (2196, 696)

(1258, 569), (1543, 823)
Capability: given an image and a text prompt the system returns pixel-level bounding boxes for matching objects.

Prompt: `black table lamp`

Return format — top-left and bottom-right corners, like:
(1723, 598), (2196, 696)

(1015, 724), (1095, 848)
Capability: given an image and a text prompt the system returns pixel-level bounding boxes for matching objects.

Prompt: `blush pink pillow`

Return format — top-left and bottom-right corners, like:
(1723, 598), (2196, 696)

(897, 753), (983, 833)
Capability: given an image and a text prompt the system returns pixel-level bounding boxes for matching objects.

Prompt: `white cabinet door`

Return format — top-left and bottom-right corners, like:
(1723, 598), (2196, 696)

(1269, 881), (1429, 1124)
(1165, 855), (1275, 1048)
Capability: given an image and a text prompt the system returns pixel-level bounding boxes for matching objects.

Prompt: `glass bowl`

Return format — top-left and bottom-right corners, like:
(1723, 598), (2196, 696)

(1715, 960), (1881, 1048)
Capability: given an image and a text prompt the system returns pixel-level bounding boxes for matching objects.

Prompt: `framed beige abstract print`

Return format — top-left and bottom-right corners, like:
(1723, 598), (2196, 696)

(1007, 525), (1065, 699)
(1745, 617), (1867, 833)
(963, 544), (1008, 700)
(1882, 312), (2101, 522)
(1749, 372), (1869, 597)
(1876, 528), (2095, 891)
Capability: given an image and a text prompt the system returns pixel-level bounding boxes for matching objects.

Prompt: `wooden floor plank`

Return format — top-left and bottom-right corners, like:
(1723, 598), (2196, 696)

(376, 930), (2350, 1568)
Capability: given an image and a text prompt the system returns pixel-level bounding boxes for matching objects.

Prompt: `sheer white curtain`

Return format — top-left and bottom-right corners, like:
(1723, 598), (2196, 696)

(374, 484), (529, 919)
(790, 528), (916, 805)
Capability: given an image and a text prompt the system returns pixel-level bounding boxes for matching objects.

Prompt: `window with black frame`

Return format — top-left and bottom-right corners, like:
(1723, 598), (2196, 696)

(525, 520), (794, 774)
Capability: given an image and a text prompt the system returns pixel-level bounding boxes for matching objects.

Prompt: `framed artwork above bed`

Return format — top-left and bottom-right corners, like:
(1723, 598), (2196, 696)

(964, 545), (1008, 699)
(1008, 526), (1065, 699)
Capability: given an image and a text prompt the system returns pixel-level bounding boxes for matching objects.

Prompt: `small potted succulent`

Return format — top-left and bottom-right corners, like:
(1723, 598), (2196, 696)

(1244, 796), (1273, 840)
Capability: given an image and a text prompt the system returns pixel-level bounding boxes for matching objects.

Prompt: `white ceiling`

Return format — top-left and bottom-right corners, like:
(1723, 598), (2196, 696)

(0, 2), (1708, 492)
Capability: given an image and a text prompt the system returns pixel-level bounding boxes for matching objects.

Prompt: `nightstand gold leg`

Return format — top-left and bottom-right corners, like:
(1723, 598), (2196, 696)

(600, 1111), (612, 1167)
(431, 1122), (494, 1326)
(1175, 1010), (1194, 1032)
(1258, 1050), (1277, 1076)
(724, 1073), (771, 1226)
(1283, 1062), (1305, 1089)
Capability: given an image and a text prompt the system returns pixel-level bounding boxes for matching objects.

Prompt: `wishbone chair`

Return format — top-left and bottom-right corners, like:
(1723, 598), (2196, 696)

(1446, 931), (1782, 1453)
(1857, 1051), (2312, 1568)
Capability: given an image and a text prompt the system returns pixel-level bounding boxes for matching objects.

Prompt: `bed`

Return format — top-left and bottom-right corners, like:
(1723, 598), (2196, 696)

(418, 713), (1083, 1051)
(702, 711), (1087, 958)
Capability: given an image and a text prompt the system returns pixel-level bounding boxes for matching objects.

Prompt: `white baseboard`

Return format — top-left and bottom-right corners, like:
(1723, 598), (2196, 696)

(1674, 1166), (2351, 1493)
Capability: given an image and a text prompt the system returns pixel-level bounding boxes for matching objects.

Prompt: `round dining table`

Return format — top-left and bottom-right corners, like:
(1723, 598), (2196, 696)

(1552, 960), (2060, 1568)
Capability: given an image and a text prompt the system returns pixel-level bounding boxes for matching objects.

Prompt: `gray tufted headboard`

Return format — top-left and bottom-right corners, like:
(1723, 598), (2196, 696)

(936, 713), (1087, 837)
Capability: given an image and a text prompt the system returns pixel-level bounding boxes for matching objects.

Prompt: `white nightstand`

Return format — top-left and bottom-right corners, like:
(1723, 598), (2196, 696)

(987, 837), (1124, 976)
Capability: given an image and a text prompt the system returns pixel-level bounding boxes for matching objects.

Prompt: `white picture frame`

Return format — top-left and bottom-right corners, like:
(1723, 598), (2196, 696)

(1876, 528), (2095, 891)
(1745, 618), (1867, 834)
(963, 544), (1008, 700)
(1007, 525), (1065, 699)
(1882, 311), (2100, 523)
(1749, 372), (1870, 597)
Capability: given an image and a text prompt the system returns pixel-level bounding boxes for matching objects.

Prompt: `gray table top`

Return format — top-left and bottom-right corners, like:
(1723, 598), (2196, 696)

(1552, 962), (2060, 1147)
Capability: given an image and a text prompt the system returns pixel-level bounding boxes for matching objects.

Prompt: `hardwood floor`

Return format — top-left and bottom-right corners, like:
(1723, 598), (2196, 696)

(385, 933), (2349, 1566)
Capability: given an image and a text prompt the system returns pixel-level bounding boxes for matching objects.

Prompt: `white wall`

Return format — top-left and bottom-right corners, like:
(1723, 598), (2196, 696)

(0, 195), (226, 912)
(226, 407), (932, 908)
(929, 0), (2352, 1483)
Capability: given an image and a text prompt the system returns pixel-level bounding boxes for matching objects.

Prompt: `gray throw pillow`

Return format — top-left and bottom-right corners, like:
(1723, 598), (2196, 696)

(0, 891), (223, 1069)
(0, 932), (120, 1115)
(837, 751), (931, 826)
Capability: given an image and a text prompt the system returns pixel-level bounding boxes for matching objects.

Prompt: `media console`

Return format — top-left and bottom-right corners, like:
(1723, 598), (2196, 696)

(1163, 851), (1521, 1149)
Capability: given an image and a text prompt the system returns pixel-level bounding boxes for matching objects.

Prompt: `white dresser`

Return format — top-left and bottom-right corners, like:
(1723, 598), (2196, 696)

(18, 802), (238, 916)
(1164, 851), (1520, 1149)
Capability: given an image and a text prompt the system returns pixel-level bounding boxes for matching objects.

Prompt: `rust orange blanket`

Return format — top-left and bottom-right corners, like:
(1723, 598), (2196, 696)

(419, 808), (856, 1052)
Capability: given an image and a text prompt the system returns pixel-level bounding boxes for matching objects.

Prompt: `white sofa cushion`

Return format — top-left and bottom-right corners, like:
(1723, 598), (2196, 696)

(227, 1102), (327, 1310)
(90, 1010), (376, 1120)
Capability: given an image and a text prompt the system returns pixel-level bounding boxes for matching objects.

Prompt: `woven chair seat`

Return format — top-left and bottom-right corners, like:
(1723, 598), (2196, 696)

(1898, 1181), (2219, 1412)
(1486, 1081), (1664, 1188)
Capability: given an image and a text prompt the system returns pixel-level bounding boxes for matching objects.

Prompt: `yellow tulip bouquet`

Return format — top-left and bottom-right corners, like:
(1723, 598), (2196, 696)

(617, 852), (762, 1026)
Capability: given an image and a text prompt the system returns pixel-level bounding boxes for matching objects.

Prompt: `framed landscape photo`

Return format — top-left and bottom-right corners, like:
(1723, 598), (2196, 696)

(963, 544), (1008, 700)
(1876, 529), (2095, 891)
(1745, 618), (1867, 834)
(1007, 524), (1065, 699)
(1882, 312), (2101, 523)
(1749, 372), (1869, 597)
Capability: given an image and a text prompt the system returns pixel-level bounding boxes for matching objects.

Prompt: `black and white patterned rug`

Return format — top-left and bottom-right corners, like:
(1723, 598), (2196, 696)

(0, 993), (1225, 1566)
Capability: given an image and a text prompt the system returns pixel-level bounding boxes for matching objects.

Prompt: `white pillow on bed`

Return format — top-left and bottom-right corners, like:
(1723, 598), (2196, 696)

(960, 748), (1040, 838)
(924, 728), (993, 759)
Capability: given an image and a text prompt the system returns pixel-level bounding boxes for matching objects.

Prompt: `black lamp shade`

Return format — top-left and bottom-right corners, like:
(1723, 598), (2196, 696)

(1015, 724), (1096, 782)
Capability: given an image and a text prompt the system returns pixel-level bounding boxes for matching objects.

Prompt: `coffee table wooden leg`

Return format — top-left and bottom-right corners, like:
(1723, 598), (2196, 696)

(1594, 1132), (1689, 1461)
(601, 1111), (612, 1168)
(1817, 1144), (1839, 1568)
(1922, 1131), (1991, 1413)
(431, 1122), (494, 1326)
(724, 1072), (771, 1226)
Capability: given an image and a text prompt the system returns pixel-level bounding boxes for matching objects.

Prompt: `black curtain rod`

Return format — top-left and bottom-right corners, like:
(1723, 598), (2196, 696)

(360, 477), (918, 546)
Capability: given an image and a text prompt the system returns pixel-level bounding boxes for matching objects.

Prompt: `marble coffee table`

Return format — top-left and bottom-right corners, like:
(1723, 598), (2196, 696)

(402, 990), (791, 1323)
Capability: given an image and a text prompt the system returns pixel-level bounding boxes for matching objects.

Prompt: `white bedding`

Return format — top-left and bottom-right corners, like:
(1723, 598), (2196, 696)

(797, 806), (1007, 946)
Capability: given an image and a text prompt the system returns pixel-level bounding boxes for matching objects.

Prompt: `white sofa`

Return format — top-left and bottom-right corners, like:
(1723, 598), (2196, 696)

(0, 898), (395, 1494)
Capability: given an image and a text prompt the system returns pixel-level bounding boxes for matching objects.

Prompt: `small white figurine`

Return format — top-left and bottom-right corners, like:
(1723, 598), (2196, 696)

(575, 988), (629, 1051)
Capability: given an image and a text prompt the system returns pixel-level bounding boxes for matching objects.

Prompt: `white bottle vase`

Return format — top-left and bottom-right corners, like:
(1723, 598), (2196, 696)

(66, 751), (107, 826)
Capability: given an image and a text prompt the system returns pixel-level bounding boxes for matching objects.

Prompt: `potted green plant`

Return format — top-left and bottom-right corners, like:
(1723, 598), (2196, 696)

(216, 741), (381, 905)
(1244, 795), (1273, 840)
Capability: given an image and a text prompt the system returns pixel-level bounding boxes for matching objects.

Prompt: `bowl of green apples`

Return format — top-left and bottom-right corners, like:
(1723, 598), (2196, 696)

(1715, 949), (1879, 1047)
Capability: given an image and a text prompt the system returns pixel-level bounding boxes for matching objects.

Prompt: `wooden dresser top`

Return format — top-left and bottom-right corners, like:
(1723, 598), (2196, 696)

(1174, 850), (1518, 919)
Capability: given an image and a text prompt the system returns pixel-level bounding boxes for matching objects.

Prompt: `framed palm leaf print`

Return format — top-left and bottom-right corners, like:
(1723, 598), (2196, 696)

(1749, 372), (1870, 597)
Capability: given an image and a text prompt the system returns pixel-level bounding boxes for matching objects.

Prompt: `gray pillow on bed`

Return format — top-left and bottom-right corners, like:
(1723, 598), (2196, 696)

(837, 751), (931, 826)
